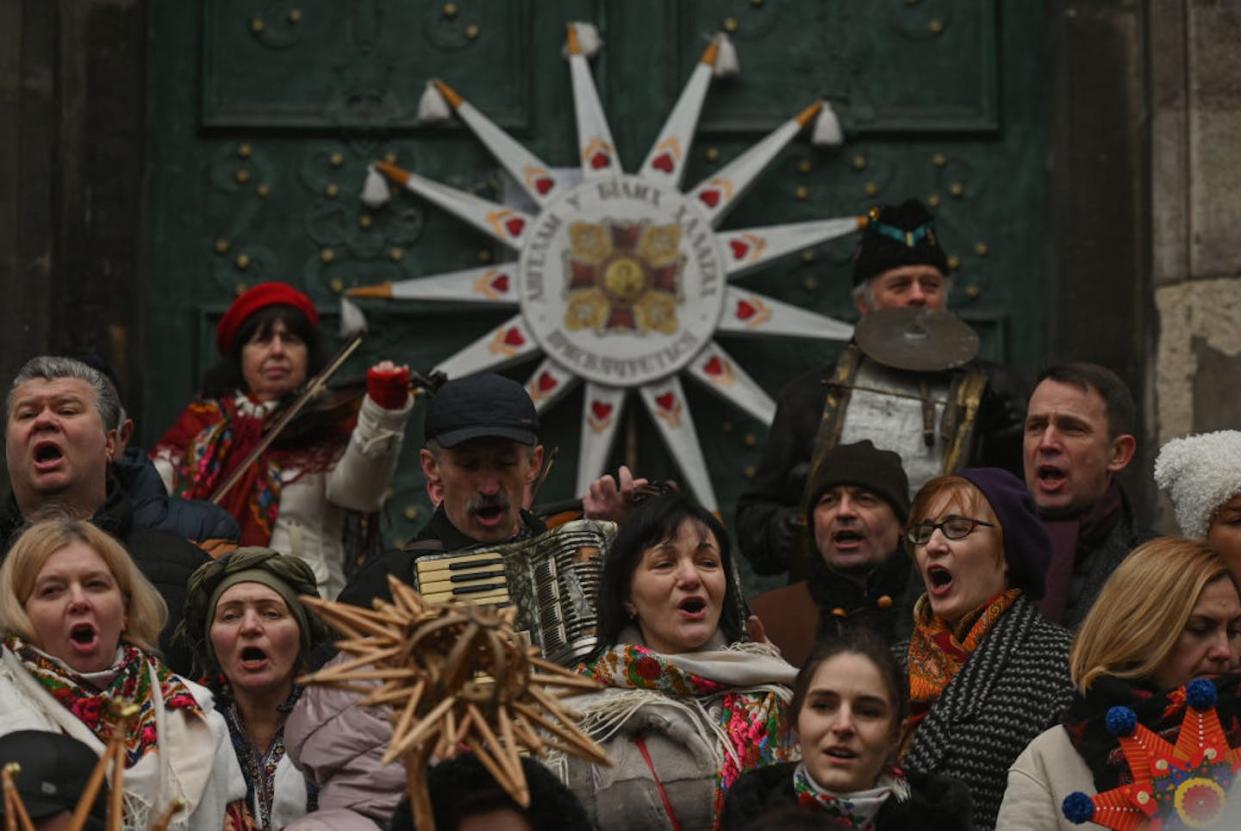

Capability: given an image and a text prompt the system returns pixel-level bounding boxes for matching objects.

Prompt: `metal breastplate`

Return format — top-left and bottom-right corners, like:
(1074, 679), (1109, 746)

(838, 360), (952, 496)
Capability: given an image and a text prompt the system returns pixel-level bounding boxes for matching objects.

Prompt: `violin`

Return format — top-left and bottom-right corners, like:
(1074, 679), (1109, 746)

(269, 368), (444, 449)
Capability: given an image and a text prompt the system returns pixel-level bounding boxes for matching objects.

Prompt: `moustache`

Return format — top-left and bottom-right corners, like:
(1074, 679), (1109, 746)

(467, 492), (511, 515)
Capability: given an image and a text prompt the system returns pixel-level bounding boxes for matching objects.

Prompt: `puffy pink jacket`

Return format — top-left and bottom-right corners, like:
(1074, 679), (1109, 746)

(283, 653), (405, 831)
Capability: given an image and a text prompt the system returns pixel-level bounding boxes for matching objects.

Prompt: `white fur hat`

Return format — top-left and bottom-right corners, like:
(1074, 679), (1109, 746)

(1153, 430), (1241, 538)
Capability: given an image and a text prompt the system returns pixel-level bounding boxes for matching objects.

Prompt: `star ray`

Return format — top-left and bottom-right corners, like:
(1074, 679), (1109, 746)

(376, 161), (533, 250)
(638, 376), (717, 510)
(721, 216), (867, 280)
(346, 263), (519, 306)
(684, 342), (777, 425)
(524, 358), (581, 413)
(717, 287), (853, 342)
(566, 24), (621, 179)
(687, 101), (823, 228)
(433, 315), (541, 380)
(431, 79), (564, 209)
(638, 37), (720, 189)
(576, 383), (628, 497)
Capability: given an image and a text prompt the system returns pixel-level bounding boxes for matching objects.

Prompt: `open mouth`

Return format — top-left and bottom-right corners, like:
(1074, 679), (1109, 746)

(678, 597), (707, 615)
(927, 564), (954, 595)
(1036, 465), (1067, 487)
(474, 504), (505, 524)
(69, 623), (97, 648)
(832, 529), (864, 545)
(33, 441), (64, 466)
(240, 646), (268, 662)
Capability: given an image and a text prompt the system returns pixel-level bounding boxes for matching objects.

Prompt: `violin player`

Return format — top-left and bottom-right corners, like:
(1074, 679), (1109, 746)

(151, 282), (414, 598)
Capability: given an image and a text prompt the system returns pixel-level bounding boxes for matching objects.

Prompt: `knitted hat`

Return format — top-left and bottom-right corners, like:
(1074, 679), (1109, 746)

(853, 199), (949, 287)
(957, 468), (1052, 601)
(1154, 431), (1241, 538)
(216, 282), (320, 355)
(177, 547), (331, 678)
(805, 440), (911, 525)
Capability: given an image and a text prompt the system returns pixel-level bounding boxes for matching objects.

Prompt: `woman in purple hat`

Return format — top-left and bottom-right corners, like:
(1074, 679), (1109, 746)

(899, 468), (1074, 831)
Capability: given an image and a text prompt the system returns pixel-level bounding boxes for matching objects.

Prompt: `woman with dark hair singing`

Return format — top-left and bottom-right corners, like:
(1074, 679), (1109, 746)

(152, 282), (414, 598)
(560, 491), (797, 831)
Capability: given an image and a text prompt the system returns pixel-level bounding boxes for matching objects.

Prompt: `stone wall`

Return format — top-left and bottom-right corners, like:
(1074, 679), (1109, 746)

(1150, 0), (1241, 526)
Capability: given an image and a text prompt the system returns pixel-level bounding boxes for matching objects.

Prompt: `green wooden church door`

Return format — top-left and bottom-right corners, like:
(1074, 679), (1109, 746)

(144, 1), (1043, 579)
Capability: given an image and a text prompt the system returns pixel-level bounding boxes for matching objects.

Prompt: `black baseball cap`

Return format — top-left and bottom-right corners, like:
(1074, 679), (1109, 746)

(0, 731), (108, 830)
(424, 373), (539, 448)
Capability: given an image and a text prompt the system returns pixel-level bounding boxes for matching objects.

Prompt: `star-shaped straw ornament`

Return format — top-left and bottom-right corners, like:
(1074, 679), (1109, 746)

(299, 575), (610, 830)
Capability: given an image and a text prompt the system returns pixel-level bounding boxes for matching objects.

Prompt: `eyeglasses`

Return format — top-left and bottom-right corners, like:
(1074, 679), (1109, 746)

(905, 516), (995, 545)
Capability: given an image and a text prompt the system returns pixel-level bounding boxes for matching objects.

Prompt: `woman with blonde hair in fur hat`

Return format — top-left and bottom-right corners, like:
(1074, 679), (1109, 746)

(1155, 430), (1241, 576)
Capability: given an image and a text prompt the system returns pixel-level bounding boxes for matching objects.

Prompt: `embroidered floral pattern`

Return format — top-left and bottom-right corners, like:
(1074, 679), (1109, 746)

(581, 644), (793, 829)
(6, 635), (202, 767)
(223, 685), (317, 830)
(793, 763), (904, 830)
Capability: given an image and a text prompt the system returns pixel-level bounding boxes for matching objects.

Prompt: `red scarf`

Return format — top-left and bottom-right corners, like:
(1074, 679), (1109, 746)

(907, 588), (1022, 725)
(153, 395), (348, 545)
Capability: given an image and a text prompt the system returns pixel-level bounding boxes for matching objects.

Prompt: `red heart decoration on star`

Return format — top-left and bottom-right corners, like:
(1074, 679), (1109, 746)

(655, 393), (676, 410)
(590, 152), (611, 169)
(503, 327), (525, 347)
(505, 217), (526, 237)
(490, 274), (510, 292)
(699, 189), (720, 208)
(729, 239), (750, 260)
(535, 177), (554, 195)
(704, 356), (724, 376)
(736, 300), (756, 320)
(652, 153), (675, 173)
(591, 401), (613, 420)
(537, 372), (557, 392)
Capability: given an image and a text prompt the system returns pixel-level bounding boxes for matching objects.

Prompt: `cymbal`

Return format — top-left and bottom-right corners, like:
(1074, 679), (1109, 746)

(854, 307), (980, 372)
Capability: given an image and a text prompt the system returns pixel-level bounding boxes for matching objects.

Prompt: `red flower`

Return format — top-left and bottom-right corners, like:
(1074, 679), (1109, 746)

(140, 724), (157, 747)
(70, 697), (103, 726)
(634, 655), (662, 681)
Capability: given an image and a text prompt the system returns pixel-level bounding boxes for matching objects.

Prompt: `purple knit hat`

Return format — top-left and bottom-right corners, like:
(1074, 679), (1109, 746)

(956, 468), (1052, 601)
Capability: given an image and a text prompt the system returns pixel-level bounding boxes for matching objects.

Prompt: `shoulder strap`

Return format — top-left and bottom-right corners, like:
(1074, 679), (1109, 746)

(940, 366), (989, 474)
(792, 346), (863, 578)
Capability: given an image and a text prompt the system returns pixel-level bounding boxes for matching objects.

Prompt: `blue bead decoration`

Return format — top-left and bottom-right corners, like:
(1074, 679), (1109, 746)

(1187, 677), (1217, 710)
(1106, 705), (1137, 737)
(1062, 792), (1095, 824)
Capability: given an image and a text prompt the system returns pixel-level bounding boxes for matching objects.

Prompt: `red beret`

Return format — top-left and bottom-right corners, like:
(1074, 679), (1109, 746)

(216, 282), (319, 355)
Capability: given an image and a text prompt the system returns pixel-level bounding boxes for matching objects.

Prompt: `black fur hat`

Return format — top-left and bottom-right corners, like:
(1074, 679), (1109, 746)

(852, 198), (949, 286)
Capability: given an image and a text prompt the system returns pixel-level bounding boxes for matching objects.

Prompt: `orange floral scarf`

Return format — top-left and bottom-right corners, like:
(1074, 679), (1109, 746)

(907, 588), (1022, 725)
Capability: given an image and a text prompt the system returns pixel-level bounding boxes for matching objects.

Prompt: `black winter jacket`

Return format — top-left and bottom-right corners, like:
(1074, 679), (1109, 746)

(112, 447), (240, 543)
(723, 762), (972, 831)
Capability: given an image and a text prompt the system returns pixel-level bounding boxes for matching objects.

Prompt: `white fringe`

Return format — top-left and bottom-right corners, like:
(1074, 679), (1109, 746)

(416, 80), (452, 123)
(713, 32), (739, 77)
(339, 296), (369, 337)
(812, 100), (844, 146)
(360, 165), (391, 208)
(562, 22), (603, 59)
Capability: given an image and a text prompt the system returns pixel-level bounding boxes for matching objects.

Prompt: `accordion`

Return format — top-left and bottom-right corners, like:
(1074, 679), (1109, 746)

(412, 519), (615, 666)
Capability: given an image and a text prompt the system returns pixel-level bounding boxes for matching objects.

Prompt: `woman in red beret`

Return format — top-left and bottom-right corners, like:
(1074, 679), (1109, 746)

(151, 282), (413, 598)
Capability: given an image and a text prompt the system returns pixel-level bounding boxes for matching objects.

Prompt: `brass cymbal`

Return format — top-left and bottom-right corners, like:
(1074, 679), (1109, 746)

(854, 307), (980, 372)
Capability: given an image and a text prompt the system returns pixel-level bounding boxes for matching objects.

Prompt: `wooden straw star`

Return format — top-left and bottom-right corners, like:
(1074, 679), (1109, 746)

(299, 575), (611, 831)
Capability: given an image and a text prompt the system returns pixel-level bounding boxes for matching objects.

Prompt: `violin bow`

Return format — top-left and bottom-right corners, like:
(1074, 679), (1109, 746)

(209, 332), (364, 505)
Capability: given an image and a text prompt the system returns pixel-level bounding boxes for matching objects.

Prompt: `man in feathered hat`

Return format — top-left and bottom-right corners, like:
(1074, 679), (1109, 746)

(735, 199), (1026, 580)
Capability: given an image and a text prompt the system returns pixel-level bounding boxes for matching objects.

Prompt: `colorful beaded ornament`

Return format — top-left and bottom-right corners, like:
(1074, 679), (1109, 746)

(1061, 678), (1241, 830)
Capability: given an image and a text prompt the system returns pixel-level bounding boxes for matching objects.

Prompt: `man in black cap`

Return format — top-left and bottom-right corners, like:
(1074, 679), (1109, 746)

(749, 441), (914, 665)
(735, 199), (1026, 579)
(0, 731), (108, 830)
(337, 372), (636, 608)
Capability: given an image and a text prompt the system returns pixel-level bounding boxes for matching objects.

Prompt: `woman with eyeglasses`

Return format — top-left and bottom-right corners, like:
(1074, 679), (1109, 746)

(898, 469), (1074, 831)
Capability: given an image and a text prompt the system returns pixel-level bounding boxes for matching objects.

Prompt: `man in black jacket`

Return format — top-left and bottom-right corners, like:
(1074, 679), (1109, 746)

(1023, 362), (1155, 628)
(749, 441), (914, 665)
(735, 199), (1026, 579)
(2, 356), (208, 674)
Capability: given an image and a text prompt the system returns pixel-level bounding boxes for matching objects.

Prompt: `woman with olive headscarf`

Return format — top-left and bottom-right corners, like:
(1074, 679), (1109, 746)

(179, 547), (331, 831)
